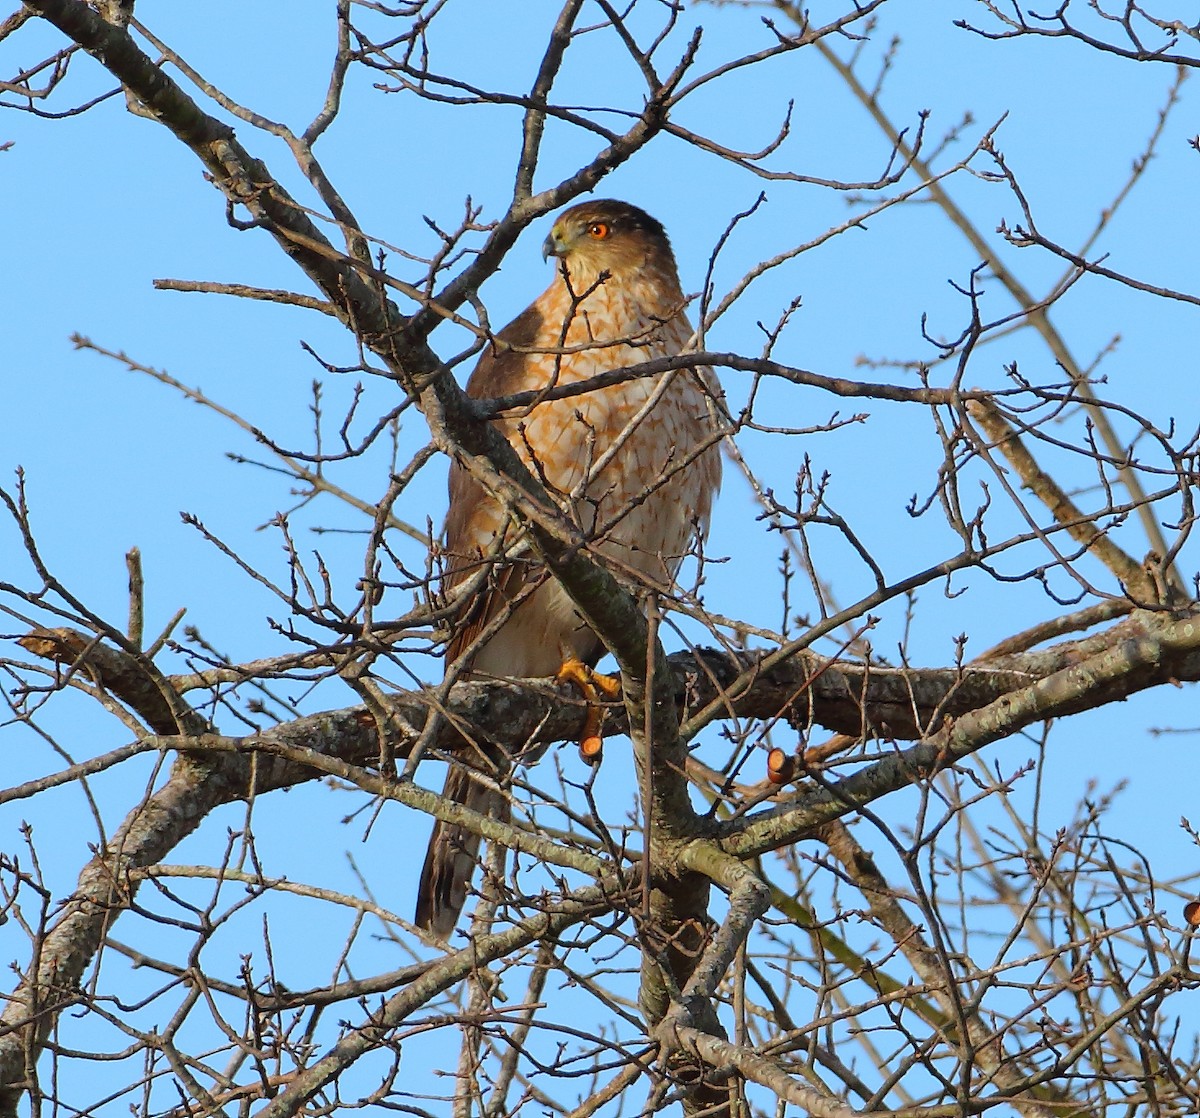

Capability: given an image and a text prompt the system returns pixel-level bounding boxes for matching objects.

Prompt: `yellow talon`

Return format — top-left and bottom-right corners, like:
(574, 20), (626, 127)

(557, 658), (620, 764)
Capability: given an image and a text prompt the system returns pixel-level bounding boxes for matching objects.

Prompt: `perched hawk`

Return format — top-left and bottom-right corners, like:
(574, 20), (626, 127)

(416, 199), (723, 937)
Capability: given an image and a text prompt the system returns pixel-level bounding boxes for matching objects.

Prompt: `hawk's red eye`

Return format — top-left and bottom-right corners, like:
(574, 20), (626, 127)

(587, 222), (610, 239)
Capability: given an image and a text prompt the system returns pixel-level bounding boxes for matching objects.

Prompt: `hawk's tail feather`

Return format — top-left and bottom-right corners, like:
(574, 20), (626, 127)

(414, 764), (508, 939)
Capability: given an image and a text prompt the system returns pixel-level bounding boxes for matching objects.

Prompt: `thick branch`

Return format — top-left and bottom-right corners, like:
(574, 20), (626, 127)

(21, 608), (1200, 812)
(725, 608), (1200, 857)
(0, 754), (221, 1112)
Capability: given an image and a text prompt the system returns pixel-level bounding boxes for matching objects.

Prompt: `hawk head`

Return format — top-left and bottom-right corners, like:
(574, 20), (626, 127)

(542, 199), (677, 286)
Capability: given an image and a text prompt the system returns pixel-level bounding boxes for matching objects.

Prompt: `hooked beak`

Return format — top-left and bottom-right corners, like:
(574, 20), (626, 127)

(542, 227), (566, 262)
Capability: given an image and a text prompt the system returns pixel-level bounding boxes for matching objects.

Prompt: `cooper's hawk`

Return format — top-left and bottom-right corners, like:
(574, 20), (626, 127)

(416, 199), (722, 937)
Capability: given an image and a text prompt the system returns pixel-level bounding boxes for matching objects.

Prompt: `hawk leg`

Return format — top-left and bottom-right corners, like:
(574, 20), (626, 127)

(556, 657), (621, 763)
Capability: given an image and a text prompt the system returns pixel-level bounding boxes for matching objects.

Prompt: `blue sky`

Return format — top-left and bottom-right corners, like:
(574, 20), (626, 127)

(3, 1), (1199, 1110)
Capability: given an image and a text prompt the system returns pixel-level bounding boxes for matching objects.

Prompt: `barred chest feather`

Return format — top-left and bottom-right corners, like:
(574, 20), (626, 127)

(455, 268), (722, 676)
(499, 279), (719, 575)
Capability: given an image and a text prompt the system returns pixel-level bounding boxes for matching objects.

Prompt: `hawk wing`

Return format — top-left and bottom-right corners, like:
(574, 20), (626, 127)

(439, 301), (586, 671)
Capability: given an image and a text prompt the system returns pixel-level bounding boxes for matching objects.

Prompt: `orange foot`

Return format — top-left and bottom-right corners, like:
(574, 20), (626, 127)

(556, 657), (621, 764)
